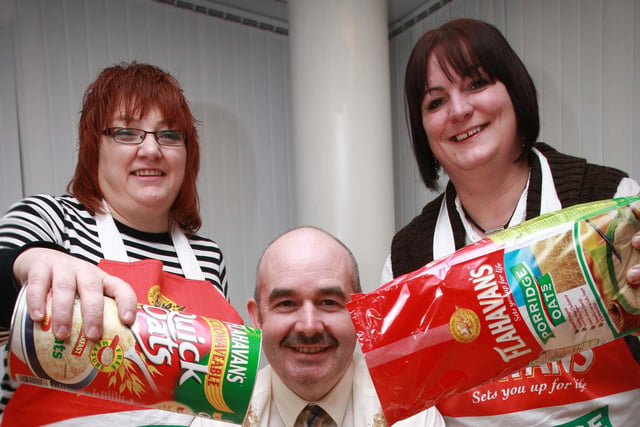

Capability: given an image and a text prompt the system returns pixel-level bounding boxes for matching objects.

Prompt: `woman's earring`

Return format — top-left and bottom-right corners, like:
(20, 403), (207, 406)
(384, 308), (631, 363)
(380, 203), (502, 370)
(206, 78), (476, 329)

(520, 137), (527, 156)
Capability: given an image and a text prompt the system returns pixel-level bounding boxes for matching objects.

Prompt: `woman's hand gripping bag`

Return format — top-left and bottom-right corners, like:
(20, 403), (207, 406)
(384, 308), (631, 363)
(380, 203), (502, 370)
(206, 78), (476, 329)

(348, 195), (640, 425)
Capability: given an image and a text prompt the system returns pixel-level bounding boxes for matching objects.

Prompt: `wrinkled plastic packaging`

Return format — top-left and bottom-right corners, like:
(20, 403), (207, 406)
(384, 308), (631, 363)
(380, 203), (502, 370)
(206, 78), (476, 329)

(348, 196), (640, 424)
(8, 260), (262, 425)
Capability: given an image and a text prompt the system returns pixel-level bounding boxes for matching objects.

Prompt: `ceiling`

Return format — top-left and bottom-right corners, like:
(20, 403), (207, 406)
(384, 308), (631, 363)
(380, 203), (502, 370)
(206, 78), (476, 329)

(201, 0), (432, 28)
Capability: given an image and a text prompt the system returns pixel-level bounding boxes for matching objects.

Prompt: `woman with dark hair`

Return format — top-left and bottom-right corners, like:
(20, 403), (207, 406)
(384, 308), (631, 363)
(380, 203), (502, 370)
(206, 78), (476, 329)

(382, 18), (640, 426)
(0, 62), (229, 425)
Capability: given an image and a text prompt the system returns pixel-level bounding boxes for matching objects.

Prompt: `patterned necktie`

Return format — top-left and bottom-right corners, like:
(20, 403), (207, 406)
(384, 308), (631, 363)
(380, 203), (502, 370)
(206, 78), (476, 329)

(295, 403), (335, 427)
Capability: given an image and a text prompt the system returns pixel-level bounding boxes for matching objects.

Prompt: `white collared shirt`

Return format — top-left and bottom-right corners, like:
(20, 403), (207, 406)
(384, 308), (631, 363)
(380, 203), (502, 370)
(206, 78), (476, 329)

(270, 362), (353, 426)
(193, 353), (445, 427)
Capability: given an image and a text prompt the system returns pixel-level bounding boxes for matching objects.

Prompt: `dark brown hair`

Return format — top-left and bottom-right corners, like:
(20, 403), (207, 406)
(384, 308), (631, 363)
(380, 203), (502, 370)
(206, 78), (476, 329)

(67, 62), (202, 234)
(405, 18), (539, 190)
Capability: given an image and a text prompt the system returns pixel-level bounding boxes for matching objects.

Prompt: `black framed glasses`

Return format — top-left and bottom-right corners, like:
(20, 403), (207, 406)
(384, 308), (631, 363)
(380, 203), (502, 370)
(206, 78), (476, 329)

(103, 127), (186, 147)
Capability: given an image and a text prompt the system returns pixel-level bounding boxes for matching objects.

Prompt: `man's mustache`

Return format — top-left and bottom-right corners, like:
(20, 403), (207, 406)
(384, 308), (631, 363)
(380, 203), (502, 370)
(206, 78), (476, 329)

(281, 333), (338, 347)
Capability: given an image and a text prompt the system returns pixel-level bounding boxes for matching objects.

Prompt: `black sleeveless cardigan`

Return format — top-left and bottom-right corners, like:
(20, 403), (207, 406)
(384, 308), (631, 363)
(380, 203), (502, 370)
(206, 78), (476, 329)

(390, 142), (629, 278)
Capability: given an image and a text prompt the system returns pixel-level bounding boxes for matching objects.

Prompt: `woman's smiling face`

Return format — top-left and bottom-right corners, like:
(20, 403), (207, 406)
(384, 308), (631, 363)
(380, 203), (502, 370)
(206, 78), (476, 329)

(98, 106), (186, 231)
(421, 53), (520, 178)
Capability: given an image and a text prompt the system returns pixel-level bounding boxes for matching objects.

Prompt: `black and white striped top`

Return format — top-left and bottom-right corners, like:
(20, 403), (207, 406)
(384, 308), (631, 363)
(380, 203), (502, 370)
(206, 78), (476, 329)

(0, 193), (228, 311)
(0, 193), (229, 415)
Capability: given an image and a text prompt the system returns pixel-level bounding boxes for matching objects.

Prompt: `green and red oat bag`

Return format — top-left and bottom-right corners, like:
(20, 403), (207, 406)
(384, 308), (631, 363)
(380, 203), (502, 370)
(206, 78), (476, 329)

(7, 259), (261, 425)
(348, 196), (640, 424)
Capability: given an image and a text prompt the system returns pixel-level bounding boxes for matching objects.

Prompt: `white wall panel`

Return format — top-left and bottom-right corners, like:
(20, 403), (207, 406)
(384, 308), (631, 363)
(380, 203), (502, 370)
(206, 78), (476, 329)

(559, 0), (582, 156)
(389, 0), (640, 230)
(0, 23), (23, 213)
(635, 2), (640, 184)
(603, 0), (635, 173)
(540, 1), (563, 154)
(581, 1), (605, 161)
(1, 0), (293, 319)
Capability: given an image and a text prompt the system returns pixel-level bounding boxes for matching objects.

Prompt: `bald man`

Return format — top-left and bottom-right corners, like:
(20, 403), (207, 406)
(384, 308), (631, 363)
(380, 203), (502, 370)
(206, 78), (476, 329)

(195, 226), (443, 426)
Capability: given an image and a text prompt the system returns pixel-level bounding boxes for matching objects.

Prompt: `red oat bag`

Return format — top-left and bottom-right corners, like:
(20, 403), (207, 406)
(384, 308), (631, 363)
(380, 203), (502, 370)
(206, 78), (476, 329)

(348, 196), (640, 424)
(5, 259), (257, 426)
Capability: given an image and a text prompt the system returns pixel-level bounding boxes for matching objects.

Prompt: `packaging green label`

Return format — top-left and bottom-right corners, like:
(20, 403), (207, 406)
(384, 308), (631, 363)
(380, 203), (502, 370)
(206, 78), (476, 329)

(538, 273), (566, 326)
(510, 263), (555, 343)
(554, 406), (611, 427)
(173, 320), (261, 424)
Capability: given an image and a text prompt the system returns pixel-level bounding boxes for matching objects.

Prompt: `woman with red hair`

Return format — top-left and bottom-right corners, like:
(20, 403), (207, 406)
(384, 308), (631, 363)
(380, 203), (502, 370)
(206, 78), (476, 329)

(0, 62), (229, 425)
